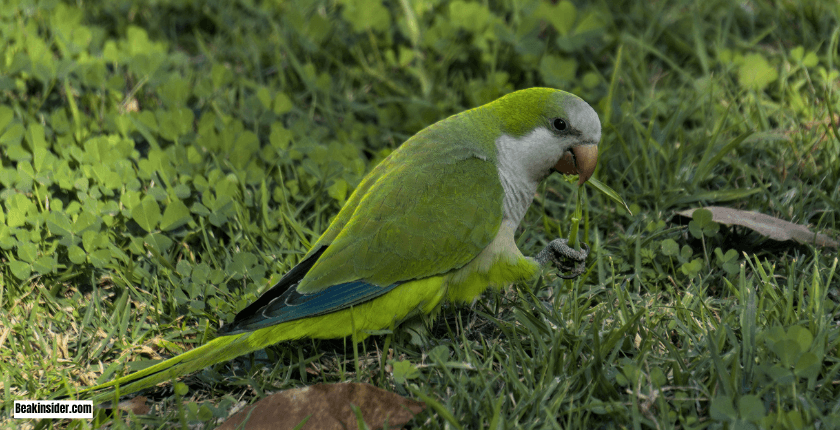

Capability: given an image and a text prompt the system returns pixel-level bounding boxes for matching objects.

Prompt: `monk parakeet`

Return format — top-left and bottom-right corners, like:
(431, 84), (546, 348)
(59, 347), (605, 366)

(83, 87), (600, 402)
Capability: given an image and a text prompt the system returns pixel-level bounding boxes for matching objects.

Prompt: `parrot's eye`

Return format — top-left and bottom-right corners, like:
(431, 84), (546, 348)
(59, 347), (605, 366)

(552, 118), (568, 132)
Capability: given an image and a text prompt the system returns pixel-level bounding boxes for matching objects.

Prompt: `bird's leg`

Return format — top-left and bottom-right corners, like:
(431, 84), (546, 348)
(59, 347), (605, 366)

(535, 239), (590, 279)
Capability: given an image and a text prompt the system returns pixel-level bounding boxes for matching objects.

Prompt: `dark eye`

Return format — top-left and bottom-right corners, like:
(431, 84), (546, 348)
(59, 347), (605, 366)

(552, 118), (567, 132)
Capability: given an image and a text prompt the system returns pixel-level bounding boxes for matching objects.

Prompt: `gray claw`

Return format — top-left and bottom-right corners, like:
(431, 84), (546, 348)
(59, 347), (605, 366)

(535, 239), (590, 279)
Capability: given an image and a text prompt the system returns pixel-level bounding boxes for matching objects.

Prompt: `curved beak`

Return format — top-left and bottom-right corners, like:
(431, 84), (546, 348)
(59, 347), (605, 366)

(553, 144), (598, 185)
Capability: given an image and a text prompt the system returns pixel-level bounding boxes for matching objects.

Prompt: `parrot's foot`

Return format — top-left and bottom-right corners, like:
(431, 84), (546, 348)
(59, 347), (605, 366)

(535, 239), (590, 279)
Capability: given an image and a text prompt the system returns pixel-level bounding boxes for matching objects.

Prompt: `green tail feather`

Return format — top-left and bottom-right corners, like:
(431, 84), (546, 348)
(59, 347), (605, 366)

(81, 275), (450, 404)
(84, 332), (252, 404)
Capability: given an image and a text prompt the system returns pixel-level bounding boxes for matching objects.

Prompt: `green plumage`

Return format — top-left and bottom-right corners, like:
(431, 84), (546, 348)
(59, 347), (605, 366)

(80, 88), (601, 403)
(298, 124), (503, 292)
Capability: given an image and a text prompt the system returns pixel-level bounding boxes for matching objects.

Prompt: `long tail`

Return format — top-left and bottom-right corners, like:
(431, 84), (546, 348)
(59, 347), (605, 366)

(81, 274), (448, 404)
(83, 332), (253, 404)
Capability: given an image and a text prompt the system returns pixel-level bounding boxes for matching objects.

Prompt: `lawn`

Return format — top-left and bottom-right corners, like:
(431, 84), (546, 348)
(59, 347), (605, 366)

(1, 0), (838, 428)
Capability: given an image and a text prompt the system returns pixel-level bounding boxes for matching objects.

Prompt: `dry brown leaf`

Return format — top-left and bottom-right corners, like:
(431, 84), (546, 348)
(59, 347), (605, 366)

(114, 396), (149, 415)
(217, 382), (425, 430)
(678, 206), (838, 247)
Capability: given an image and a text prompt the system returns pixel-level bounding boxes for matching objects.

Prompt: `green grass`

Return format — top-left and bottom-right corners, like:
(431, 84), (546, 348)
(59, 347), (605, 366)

(1, 0), (839, 428)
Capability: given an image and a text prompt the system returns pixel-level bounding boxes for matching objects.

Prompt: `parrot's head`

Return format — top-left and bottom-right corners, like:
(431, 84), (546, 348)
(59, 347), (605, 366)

(547, 93), (600, 185)
(492, 88), (601, 186)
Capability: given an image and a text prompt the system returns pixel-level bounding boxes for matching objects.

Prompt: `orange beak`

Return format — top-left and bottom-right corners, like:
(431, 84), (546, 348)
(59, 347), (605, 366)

(553, 144), (598, 185)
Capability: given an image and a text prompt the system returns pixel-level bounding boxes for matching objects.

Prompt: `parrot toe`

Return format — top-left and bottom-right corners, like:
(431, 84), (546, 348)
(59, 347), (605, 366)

(535, 239), (590, 279)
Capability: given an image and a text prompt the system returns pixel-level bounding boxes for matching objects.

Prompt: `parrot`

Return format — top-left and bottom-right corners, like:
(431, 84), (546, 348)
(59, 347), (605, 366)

(82, 87), (600, 403)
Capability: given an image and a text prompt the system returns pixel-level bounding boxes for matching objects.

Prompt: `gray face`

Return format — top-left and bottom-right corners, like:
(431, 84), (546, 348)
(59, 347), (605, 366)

(561, 96), (601, 147)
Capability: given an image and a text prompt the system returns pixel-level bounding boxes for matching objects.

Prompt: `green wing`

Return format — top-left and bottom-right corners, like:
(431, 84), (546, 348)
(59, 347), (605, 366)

(298, 128), (504, 293)
(221, 119), (504, 334)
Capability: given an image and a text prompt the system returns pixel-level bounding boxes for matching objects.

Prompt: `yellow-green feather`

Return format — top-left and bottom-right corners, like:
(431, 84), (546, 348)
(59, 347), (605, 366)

(86, 226), (539, 403)
(298, 88), (570, 294)
(297, 117), (504, 293)
(444, 220), (540, 302)
(83, 88), (576, 402)
(86, 276), (448, 403)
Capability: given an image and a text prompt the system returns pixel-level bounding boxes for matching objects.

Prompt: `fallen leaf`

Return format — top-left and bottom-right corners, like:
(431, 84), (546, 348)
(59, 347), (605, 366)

(217, 382), (426, 430)
(114, 396), (149, 415)
(677, 207), (838, 247)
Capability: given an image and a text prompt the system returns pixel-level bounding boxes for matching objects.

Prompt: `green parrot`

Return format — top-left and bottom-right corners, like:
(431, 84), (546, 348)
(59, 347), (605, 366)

(83, 87), (600, 403)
